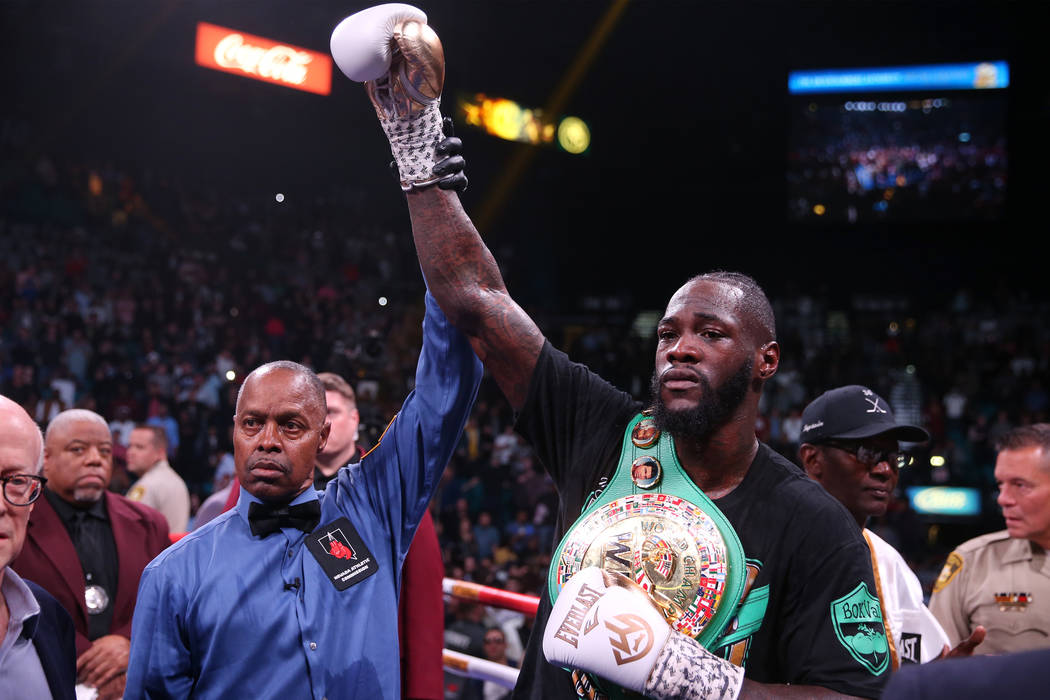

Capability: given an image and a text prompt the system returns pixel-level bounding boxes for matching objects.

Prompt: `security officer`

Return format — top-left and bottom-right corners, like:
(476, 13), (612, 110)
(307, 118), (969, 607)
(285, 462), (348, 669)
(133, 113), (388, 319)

(930, 423), (1050, 654)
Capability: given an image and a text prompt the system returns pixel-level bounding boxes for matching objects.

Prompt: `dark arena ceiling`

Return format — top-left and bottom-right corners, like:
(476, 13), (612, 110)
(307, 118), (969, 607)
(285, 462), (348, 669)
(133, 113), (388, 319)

(2, 1), (1044, 307)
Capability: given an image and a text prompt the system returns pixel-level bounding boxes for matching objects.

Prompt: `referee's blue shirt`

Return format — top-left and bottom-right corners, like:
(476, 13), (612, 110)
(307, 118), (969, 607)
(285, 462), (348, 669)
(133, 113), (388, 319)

(125, 292), (482, 699)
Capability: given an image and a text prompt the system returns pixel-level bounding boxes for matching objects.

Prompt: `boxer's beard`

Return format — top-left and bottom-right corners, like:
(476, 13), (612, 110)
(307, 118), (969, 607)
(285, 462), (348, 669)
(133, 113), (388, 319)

(649, 356), (754, 442)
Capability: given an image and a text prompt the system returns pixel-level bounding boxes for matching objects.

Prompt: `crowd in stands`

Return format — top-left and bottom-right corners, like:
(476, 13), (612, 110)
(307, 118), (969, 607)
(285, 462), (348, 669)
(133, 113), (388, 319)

(3, 116), (1048, 670)
(787, 95), (1008, 222)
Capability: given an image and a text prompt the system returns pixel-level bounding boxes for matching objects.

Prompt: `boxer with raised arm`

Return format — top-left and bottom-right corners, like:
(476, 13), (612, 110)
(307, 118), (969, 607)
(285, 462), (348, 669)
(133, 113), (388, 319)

(333, 5), (890, 698)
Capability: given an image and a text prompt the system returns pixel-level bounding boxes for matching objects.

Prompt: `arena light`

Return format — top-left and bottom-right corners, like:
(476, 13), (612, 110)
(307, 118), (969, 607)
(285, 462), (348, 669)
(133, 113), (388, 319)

(195, 22), (332, 95)
(457, 93), (589, 154)
(557, 117), (590, 154)
(906, 486), (981, 517)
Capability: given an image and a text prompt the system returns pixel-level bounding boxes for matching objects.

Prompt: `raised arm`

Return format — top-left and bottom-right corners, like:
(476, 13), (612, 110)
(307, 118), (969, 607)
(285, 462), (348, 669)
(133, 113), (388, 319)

(406, 187), (542, 409)
(330, 4), (542, 410)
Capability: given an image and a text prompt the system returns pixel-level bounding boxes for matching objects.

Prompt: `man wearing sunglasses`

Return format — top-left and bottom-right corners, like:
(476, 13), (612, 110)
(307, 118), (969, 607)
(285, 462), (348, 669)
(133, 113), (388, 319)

(0, 394), (76, 699)
(799, 384), (982, 668)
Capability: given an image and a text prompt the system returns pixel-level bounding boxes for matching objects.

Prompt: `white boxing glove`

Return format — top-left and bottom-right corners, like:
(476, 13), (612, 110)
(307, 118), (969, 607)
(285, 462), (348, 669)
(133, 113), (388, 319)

(330, 3), (446, 190)
(330, 3), (427, 82)
(544, 567), (744, 700)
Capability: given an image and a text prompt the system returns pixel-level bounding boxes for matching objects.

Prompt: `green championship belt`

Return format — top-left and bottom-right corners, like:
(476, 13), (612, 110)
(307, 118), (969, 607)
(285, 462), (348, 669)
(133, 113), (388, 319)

(549, 413), (746, 697)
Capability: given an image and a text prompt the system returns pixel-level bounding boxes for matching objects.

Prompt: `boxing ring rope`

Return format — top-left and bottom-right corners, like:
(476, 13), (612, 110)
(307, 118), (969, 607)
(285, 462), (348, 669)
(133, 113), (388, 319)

(442, 648), (520, 690)
(442, 577), (540, 616)
(441, 578), (540, 689)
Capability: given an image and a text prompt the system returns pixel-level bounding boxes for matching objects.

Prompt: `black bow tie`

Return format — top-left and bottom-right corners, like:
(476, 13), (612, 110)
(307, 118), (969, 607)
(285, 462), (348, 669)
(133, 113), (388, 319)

(248, 500), (321, 538)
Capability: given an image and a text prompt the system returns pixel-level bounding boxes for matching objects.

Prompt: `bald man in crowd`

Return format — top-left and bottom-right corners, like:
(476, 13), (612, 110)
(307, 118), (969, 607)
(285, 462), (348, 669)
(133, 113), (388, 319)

(0, 395), (76, 699)
(12, 408), (169, 700)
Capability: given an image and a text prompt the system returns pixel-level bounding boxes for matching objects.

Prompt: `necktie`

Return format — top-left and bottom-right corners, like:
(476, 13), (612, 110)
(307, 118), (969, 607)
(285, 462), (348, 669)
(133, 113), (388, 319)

(248, 500), (321, 537)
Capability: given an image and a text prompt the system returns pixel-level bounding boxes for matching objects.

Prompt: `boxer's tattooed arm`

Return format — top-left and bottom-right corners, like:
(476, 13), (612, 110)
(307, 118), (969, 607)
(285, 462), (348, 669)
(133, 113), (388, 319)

(644, 632), (745, 700)
(407, 188), (543, 410)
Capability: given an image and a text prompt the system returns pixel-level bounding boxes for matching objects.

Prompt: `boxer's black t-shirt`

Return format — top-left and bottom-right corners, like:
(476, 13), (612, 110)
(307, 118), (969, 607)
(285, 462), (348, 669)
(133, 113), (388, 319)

(512, 341), (890, 699)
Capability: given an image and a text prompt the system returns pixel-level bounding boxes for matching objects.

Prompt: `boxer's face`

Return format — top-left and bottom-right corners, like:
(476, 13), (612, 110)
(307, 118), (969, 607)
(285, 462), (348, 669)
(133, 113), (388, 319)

(234, 369), (329, 503)
(650, 280), (763, 439)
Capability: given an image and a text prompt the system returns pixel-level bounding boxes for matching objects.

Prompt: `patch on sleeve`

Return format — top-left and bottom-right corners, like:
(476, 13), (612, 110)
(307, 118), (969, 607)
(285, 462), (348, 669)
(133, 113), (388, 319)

(932, 552), (963, 593)
(830, 582), (889, 675)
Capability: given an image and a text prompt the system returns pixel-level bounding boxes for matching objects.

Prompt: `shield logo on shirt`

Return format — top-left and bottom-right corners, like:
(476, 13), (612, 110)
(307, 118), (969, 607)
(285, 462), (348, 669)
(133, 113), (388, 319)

(830, 582), (889, 675)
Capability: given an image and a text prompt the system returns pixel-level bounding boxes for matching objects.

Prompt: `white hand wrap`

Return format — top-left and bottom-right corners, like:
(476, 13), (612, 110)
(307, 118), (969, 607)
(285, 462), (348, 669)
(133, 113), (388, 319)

(544, 567), (744, 700)
(644, 629), (744, 700)
(377, 97), (444, 188)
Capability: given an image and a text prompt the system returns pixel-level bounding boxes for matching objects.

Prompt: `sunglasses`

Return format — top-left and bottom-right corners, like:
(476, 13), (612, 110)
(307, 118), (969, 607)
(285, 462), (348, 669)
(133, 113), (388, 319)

(821, 441), (908, 470)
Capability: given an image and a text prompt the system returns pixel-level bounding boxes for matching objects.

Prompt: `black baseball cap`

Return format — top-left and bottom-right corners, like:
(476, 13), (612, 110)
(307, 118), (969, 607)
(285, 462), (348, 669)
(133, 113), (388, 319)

(800, 385), (930, 444)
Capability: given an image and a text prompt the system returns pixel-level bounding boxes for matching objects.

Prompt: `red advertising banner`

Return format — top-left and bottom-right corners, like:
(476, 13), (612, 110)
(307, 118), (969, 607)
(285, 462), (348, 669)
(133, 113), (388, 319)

(195, 21), (331, 96)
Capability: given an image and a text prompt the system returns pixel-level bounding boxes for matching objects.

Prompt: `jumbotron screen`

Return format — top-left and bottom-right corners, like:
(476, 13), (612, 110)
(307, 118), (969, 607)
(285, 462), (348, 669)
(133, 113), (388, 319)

(786, 61), (1009, 223)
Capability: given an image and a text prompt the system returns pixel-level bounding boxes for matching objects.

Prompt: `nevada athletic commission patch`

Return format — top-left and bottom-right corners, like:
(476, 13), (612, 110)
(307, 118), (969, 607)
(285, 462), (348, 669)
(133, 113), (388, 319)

(830, 582), (889, 675)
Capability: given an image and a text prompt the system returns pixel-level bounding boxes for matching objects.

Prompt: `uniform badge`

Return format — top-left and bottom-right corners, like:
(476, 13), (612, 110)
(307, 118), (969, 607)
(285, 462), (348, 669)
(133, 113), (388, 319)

(932, 552), (963, 593)
(830, 582), (889, 675)
(306, 517), (379, 591)
(994, 592), (1032, 612)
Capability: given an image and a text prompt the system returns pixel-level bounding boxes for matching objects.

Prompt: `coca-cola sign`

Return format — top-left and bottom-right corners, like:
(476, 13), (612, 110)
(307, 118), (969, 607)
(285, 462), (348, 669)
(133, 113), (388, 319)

(195, 22), (331, 95)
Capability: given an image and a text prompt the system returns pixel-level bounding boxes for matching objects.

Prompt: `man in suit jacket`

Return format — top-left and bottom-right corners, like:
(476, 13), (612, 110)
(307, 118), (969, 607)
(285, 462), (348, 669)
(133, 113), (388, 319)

(0, 394), (76, 699)
(12, 408), (169, 700)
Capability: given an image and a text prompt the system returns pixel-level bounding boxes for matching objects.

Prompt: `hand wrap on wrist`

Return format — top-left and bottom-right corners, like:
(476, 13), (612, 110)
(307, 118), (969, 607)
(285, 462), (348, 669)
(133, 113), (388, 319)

(644, 631), (744, 700)
(376, 96), (444, 190)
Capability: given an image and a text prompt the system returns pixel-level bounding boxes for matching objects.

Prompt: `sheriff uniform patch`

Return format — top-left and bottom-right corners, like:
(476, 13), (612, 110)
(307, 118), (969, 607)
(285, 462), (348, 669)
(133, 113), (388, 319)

(933, 552), (963, 593)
